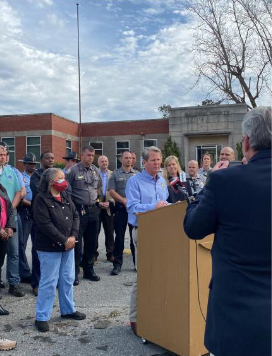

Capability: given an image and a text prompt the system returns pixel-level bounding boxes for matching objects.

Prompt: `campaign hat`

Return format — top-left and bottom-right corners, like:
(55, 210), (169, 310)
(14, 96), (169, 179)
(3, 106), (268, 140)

(62, 151), (80, 162)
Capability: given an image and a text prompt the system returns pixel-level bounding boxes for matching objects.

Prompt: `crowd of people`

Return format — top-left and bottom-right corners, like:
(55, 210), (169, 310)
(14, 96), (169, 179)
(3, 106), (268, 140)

(0, 107), (270, 356)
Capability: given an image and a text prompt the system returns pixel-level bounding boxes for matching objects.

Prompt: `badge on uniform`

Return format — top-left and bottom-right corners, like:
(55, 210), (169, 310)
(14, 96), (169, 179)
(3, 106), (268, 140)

(77, 175), (84, 180)
(161, 182), (165, 187)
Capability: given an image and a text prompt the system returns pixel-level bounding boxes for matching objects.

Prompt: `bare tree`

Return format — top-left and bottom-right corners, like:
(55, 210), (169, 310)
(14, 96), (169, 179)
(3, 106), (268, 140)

(185, 0), (271, 108)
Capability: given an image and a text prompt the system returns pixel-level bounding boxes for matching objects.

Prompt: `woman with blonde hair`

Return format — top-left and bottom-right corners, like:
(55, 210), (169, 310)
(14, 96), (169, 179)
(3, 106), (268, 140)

(163, 156), (187, 203)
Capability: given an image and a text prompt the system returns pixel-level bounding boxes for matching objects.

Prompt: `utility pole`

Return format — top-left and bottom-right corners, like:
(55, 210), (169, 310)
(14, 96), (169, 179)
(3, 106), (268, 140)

(76, 3), (82, 153)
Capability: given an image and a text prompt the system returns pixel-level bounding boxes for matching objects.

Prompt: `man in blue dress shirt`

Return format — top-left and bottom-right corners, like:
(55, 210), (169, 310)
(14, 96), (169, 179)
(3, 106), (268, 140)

(125, 146), (169, 335)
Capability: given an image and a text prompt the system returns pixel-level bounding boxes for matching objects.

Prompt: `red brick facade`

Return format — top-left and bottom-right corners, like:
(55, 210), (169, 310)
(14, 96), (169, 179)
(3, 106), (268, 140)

(82, 118), (169, 137)
(0, 113), (168, 169)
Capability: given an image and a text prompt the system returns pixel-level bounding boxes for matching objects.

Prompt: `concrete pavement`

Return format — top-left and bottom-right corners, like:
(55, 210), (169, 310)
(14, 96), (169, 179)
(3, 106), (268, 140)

(0, 229), (175, 356)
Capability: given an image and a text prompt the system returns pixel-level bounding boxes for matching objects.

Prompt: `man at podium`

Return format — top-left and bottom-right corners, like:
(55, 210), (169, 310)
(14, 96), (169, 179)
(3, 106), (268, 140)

(184, 107), (271, 356)
(126, 146), (168, 335)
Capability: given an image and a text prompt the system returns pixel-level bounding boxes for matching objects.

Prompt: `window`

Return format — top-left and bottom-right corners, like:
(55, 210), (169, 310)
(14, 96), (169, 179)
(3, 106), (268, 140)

(144, 139), (157, 149)
(116, 141), (130, 168)
(1, 137), (15, 166)
(196, 145), (222, 167)
(27, 137), (41, 163)
(90, 142), (103, 156)
(66, 140), (72, 157)
(141, 139), (158, 167)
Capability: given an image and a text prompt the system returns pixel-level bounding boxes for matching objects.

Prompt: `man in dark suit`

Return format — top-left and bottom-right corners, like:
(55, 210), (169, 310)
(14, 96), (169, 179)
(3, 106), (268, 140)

(184, 106), (271, 356)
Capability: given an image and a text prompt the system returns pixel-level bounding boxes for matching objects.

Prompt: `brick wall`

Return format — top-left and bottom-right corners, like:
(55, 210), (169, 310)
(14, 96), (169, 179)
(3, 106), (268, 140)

(52, 114), (79, 136)
(0, 113), (53, 131)
(82, 119), (169, 137)
(16, 136), (26, 171)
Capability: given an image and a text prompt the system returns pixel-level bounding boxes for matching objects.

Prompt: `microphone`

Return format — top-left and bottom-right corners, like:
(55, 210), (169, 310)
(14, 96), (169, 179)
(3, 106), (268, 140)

(169, 177), (196, 204)
(169, 177), (188, 195)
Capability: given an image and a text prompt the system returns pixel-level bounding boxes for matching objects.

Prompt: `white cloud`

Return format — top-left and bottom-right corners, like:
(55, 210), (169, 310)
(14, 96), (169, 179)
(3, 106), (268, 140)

(46, 13), (65, 27)
(0, 0), (207, 122)
(27, 0), (53, 8)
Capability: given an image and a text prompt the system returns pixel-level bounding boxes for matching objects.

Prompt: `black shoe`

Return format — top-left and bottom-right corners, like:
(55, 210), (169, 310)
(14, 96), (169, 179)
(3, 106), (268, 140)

(35, 320), (49, 332)
(33, 287), (38, 297)
(20, 277), (32, 284)
(0, 280), (5, 288)
(73, 275), (79, 286)
(61, 311), (86, 320)
(0, 305), (9, 315)
(8, 284), (25, 297)
(111, 265), (121, 275)
(83, 270), (100, 282)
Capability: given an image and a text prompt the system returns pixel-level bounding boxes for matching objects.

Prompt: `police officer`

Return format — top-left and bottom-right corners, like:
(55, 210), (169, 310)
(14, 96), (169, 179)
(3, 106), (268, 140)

(18, 153), (38, 283)
(186, 160), (205, 195)
(108, 151), (136, 276)
(66, 145), (102, 285)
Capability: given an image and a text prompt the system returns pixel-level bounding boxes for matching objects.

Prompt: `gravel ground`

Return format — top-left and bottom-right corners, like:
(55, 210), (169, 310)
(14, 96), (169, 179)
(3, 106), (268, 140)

(0, 229), (175, 356)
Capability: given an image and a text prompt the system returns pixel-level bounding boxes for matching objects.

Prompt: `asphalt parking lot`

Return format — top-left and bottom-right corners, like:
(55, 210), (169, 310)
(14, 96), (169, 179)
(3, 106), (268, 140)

(0, 229), (175, 356)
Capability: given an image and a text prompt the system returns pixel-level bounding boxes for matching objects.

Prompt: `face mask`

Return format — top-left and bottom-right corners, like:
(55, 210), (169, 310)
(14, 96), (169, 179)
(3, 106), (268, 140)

(52, 179), (68, 192)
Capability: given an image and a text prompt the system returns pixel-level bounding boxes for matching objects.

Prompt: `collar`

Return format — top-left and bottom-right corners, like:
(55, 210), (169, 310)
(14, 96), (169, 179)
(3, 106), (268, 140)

(79, 162), (94, 171)
(120, 167), (135, 174)
(248, 149), (271, 163)
(142, 169), (160, 181)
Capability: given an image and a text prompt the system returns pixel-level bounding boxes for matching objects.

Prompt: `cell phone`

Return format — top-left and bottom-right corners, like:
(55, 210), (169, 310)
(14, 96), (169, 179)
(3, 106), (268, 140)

(228, 160), (242, 167)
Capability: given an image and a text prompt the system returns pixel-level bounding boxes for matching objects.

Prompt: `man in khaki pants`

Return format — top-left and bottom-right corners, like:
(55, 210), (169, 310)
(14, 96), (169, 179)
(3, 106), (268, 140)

(125, 146), (168, 335)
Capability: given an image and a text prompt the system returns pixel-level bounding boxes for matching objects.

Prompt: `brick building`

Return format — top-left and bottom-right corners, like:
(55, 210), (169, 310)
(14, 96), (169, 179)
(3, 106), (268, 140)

(0, 103), (247, 171)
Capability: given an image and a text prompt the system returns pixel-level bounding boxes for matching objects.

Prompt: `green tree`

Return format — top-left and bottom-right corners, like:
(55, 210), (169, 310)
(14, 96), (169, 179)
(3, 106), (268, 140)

(236, 141), (243, 161)
(162, 136), (181, 164)
(53, 161), (65, 169)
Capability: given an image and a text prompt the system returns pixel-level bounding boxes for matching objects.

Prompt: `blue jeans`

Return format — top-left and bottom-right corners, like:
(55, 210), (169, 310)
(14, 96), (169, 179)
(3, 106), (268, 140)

(6, 218), (20, 285)
(36, 249), (76, 321)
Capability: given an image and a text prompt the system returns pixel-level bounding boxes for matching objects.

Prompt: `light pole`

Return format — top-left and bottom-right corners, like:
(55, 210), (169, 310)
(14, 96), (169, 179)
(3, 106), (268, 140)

(76, 3), (82, 153)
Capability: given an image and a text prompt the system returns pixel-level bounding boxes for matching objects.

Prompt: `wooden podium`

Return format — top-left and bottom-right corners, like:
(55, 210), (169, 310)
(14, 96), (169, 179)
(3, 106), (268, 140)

(137, 201), (213, 356)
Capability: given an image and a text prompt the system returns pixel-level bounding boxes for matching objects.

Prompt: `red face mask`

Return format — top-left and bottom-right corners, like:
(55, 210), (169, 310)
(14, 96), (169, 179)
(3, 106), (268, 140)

(52, 179), (68, 192)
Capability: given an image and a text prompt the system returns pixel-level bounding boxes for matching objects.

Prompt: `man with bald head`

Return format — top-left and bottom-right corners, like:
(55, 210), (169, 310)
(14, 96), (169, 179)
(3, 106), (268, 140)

(96, 156), (115, 262)
(219, 147), (235, 162)
(186, 160), (206, 195)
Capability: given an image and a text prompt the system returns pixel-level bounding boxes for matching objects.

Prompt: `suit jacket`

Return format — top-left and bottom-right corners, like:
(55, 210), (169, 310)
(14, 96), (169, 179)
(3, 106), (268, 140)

(98, 169), (115, 216)
(184, 149), (271, 356)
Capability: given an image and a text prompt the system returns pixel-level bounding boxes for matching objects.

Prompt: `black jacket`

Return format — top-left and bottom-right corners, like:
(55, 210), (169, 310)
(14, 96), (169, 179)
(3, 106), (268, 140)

(30, 168), (43, 202)
(0, 184), (16, 231)
(33, 190), (79, 252)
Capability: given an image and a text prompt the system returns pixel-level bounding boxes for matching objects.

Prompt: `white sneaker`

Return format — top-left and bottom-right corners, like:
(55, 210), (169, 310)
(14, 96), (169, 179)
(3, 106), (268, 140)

(0, 338), (16, 351)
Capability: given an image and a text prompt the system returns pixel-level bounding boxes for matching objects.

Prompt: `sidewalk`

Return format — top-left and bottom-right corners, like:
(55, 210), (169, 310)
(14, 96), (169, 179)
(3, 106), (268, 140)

(0, 229), (174, 356)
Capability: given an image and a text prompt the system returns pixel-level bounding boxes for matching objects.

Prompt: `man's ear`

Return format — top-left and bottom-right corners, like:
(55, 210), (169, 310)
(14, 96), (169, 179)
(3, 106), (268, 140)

(243, 134), (250, 153)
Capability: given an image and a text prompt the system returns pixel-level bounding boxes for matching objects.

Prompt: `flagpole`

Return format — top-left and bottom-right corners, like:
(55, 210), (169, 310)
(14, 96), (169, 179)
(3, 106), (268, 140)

(76, 3), (82, 153)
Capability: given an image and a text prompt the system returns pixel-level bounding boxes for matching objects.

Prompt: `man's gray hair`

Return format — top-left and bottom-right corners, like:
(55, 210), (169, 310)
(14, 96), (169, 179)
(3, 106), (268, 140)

(242, 107), (271, 151)
(39, 168), (62, 193)
(142, 146), (161, 161)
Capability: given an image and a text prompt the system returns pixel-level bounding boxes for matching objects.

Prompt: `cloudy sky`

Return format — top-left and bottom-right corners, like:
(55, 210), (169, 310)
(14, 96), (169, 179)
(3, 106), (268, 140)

(1, 0), (268, 123)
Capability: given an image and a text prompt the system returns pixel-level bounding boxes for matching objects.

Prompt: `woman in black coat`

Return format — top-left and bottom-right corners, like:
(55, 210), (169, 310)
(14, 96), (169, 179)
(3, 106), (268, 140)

(33, 168), (85, 332)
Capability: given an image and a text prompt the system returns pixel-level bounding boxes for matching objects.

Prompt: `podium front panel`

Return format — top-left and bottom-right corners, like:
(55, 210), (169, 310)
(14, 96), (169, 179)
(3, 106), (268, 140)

(137, 201), (213, 356)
